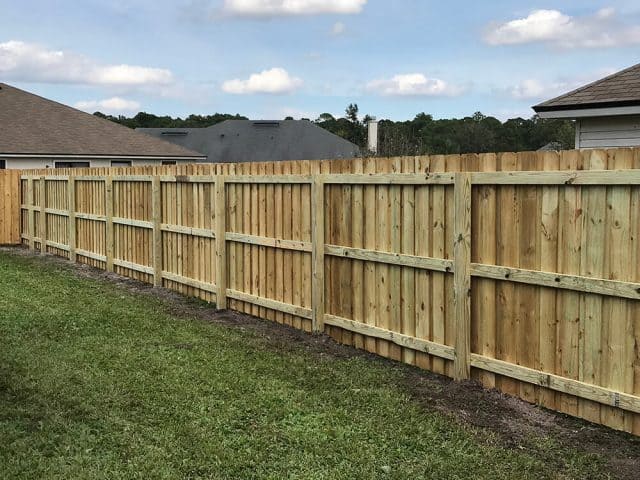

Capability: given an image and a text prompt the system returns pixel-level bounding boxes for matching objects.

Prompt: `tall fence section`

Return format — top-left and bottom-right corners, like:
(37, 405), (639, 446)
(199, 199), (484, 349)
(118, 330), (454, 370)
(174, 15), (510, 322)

(11, 149), (640, 436)
(0, 170), (21, 245)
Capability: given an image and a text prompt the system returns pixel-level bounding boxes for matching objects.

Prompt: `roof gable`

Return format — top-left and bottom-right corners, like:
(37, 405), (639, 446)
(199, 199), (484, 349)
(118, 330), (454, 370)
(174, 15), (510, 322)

(533, 63), (640, 113)
(0, 83), (205, 158)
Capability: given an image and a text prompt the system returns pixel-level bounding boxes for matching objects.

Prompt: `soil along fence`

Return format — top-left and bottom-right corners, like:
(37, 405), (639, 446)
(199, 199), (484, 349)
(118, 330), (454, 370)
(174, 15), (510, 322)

(15, 149), (640, 435)
(0, 170), (21, 244)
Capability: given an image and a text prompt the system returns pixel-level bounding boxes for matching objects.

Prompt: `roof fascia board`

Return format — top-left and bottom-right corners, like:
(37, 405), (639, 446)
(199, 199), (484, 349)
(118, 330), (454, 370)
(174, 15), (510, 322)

(537, 105), (640, 119)
(0, 153), (205, 160)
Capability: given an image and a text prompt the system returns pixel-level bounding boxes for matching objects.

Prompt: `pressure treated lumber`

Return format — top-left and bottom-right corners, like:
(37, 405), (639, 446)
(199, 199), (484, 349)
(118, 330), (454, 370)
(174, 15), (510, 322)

(215, 176), (227, 309)
(324, 314), (455, 360)
(470, 354), (640, 414)
(68, 177), (77, 262)
(453, 172), (472, 380)
(11, 154), (640, 437)
(325, 245), (454, 272)
(471, 263), (640, 300)
(311, 177), (325, 333)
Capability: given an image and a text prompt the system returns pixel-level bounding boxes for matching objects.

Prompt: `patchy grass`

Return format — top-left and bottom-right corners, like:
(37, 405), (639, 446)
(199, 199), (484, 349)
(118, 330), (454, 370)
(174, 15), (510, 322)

(0, 251), (615, 479)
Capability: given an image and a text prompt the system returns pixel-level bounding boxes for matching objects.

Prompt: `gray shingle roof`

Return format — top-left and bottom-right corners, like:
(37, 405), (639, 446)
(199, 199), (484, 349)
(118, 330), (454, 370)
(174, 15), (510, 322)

(0, 83), (205, 158)
(137, 120), (360, 163)
(533, 63), (640, 112)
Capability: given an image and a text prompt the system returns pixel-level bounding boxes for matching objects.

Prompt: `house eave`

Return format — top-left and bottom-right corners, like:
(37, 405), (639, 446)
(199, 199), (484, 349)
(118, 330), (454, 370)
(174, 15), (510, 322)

(0, 153), (206, 160)
(535, 105), (640, 119)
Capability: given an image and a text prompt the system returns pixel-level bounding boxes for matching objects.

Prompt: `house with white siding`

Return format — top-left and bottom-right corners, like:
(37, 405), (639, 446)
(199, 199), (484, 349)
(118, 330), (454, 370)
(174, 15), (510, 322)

(0, 83), (205, 170)
(533, 63), (640, 149)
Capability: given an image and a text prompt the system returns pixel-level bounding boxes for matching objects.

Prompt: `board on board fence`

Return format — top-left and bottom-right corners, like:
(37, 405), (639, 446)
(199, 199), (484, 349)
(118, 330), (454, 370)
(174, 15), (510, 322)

(9, 148), (640, 436)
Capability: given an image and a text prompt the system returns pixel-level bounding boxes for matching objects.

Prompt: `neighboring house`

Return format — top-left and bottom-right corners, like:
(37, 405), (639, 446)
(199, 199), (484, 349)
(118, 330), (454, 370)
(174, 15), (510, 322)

(137, 120), (360, 163)
(537, 141), (564, 151)
(533, 63), (640, 149)
(0, 83), (205, 169)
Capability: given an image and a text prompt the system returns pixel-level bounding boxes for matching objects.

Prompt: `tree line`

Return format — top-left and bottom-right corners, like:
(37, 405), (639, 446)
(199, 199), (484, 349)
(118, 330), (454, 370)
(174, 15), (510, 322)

(314, 105), (575, 154)
(96, 104), (575, 155)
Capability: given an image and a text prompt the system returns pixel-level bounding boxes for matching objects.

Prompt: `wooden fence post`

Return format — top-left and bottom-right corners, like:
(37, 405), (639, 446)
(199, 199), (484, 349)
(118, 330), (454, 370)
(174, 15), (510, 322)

(68, 176), (76, 262)
(311, 176), (325, 334)
(39, 176), (46, 254)
(152, 176), (163, 287)
(215, 175), (227, 309)
(105, 177), (114, 271)
(26, 177), (35, 250)
(454, 172), (472, 380)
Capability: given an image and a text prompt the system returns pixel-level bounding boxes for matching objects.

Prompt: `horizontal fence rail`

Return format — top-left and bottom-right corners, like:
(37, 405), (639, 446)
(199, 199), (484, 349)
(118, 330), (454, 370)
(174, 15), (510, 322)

(10, 148), (640, 436)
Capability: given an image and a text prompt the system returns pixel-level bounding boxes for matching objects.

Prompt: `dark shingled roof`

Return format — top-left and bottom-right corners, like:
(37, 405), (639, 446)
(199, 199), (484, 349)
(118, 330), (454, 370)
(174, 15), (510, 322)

(0, 83), (205, 158)
(533, 63), (640, 113)
(137, 120), (360, 163)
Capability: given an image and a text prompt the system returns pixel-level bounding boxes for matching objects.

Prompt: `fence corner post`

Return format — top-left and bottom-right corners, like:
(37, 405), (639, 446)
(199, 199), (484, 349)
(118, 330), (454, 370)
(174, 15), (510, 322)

(68, 176), (77, 263)
(311, 175), (325, 334)
(105, 176), (114, 271)
(215, 175), (227, 309)
(453, 171), (472, 381)
(39, 175), (46, 254)
(152, 176), (163, 287)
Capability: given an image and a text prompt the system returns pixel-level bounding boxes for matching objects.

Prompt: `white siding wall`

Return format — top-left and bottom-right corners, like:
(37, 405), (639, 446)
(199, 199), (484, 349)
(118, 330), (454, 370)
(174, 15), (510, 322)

(1, 157), (195, 170)
(578, 115), (640, 149)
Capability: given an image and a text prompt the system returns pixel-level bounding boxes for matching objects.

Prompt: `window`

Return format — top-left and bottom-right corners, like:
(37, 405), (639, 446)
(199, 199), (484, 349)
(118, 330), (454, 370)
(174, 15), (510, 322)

(54, 161), (90, 168)
(162, 160), (177, 166)
(111, 160), (132, 167)
(161, 131), (188, 136)
(0, 160), (5, 169)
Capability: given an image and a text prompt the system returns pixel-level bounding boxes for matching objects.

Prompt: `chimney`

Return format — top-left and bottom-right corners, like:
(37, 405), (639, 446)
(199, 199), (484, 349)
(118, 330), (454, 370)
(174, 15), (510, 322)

(367, 117), (378, 154)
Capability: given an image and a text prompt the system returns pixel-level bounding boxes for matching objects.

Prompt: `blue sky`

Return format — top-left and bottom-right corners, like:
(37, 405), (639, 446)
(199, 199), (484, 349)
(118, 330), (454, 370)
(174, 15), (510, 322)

(1, 0), (639, 121)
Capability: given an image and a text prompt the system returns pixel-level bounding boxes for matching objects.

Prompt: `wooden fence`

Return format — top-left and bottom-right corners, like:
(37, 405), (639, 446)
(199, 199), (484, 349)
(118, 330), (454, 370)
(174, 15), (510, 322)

(0, 170), (21, 244)
(12, 149), (640, 435)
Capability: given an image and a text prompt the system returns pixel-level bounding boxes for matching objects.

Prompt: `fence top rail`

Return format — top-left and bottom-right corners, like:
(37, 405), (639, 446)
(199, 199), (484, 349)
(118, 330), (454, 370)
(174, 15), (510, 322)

(112, 175), (154, 182)
(320, 173), (456, 185)
(160, 175), (216, 183)
(20, 168), (640, 186)
(471, 169), (640, 185)
(225, 174), (314, 184)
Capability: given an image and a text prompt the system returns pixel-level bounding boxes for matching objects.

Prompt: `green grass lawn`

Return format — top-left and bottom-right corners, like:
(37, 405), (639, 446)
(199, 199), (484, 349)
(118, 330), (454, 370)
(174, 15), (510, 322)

(0, 250), (619, 479)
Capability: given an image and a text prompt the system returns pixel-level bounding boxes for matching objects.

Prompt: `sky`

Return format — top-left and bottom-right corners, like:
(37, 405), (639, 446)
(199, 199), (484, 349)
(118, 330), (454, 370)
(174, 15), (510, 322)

(1, 0), (639, 122)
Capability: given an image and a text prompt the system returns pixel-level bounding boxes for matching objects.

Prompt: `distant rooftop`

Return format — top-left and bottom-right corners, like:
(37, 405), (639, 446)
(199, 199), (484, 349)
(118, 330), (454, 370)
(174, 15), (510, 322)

(137, 120), (360, 163)
(533, 63), (640, 113)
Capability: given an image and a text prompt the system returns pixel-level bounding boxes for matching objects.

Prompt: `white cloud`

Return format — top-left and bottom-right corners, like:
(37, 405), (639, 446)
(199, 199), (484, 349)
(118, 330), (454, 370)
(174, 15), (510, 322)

(73, 97), (141, 114)
(509, 79), (556, 100)
(330, 21), (346, 36)
(485, 8), (640, 48)
(0, 40), (174, 87)
(506, 69), (618, 100)
(223, 0), (367, 17)
(279, 106), (315, 119)
(366, 73), (464, 97)
(222, 68), (303, 94)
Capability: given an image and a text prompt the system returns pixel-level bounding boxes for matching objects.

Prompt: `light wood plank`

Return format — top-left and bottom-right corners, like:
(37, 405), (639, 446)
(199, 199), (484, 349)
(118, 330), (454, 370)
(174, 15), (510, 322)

(227, 288), (313, 319)
(215, 176), (227, 309)
(311, 177), (325, 333)
(325, 244), (453, 272)
(453, 172), (472, 380)
(325, 314), (455, 361)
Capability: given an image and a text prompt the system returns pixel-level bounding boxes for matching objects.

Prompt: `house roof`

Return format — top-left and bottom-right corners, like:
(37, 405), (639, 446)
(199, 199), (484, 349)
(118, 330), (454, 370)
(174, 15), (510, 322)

(137, 120), (360, 163)
(0, 83), (205, 158)
(533, 63), (640, 113)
